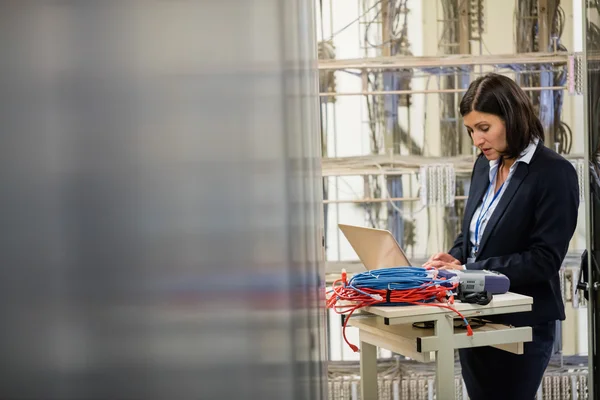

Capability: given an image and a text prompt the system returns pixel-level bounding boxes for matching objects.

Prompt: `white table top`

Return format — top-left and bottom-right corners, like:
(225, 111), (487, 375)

(363, 292), (533, 320)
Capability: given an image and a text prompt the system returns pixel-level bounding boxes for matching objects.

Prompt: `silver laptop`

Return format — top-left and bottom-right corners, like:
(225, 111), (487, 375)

(338, 224), (412, 271)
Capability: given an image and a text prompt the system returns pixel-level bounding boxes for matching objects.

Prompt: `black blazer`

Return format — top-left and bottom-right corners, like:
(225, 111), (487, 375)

(449, 141), (579, 327)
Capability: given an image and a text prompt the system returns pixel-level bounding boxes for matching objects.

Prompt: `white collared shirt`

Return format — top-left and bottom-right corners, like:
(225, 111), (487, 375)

(468, 138), (539, 258)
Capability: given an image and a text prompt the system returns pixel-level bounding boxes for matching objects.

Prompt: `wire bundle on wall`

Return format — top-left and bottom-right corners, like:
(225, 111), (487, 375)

(419, 164), (456, 207)
(513, 0), (573, 154)
(326, 267), (472, 352)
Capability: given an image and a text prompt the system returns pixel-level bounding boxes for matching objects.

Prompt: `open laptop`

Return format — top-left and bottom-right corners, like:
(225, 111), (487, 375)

(338, 224), (412, 271)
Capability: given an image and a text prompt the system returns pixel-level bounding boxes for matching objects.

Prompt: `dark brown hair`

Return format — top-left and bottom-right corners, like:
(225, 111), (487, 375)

(459, 73), (544, 159)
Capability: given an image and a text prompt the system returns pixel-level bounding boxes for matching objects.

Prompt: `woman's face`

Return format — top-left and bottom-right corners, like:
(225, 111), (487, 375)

(463, 110), (507, 161)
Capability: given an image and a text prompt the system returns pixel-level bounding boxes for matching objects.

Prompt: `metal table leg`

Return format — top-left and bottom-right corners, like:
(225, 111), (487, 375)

(360, 336), (378, 400)
(435, 315), (456, 400)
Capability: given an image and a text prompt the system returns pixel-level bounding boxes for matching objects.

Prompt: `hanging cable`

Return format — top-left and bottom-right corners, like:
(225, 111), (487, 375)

(326, 267), (473, 352)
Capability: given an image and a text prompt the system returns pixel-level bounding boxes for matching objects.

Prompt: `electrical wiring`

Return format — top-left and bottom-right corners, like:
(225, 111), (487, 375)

(437, 0), (462, 55)
(363, 0), (409, 50)
(373, 163), (427, 218)
(392, 0), (408, 42)
(512, 0), (573, 154)
(329, 0), (382, 40)
(360, 0), (420, 231)
(363, 6), (383, 49)
(326, 267), (472, 352)
(363, 76), (383, 226)
(551, 3), (572, 155)
(328, 176), (390, 228)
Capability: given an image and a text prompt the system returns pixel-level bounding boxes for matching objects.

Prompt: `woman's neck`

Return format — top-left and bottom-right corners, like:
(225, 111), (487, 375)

(500, 157), (516, 171)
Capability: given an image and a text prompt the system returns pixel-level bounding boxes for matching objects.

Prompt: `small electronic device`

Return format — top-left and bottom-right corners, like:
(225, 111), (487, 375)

(437, 269), (510, 305)
(437, 269), (510, 295)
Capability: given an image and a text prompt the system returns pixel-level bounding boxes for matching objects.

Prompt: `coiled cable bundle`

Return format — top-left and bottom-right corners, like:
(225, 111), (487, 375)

(326, 266), (473, 352)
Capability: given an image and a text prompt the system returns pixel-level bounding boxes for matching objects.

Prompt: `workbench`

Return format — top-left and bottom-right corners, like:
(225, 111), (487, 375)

(350, 292), (533, 400)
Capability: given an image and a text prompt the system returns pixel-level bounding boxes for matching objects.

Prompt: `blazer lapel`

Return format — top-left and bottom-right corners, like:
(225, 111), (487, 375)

(476, 162), (529, 258)
(462, 160), (490, 255)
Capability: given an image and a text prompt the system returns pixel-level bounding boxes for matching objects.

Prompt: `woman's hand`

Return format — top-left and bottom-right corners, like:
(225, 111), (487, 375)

(422, 252), (463, 270)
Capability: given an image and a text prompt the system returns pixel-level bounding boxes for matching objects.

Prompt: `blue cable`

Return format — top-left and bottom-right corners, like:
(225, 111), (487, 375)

(348, 267), (455, 291)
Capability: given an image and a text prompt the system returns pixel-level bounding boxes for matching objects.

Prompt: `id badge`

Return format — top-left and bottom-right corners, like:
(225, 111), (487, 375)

(467, 257), (476, 264)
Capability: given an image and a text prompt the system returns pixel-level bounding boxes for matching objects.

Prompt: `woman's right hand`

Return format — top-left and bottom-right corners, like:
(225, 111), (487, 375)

(423, 252), (461, 266)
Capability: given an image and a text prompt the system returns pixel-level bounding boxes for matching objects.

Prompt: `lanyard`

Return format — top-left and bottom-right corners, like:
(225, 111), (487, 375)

(473, 167), (504, 256)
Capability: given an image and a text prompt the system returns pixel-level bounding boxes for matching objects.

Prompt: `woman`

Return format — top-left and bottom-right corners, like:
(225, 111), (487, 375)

(423, 73), (579, 400)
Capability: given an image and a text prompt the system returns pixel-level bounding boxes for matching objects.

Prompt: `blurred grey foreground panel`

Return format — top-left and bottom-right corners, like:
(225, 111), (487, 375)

(0, 1), (326, 399)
